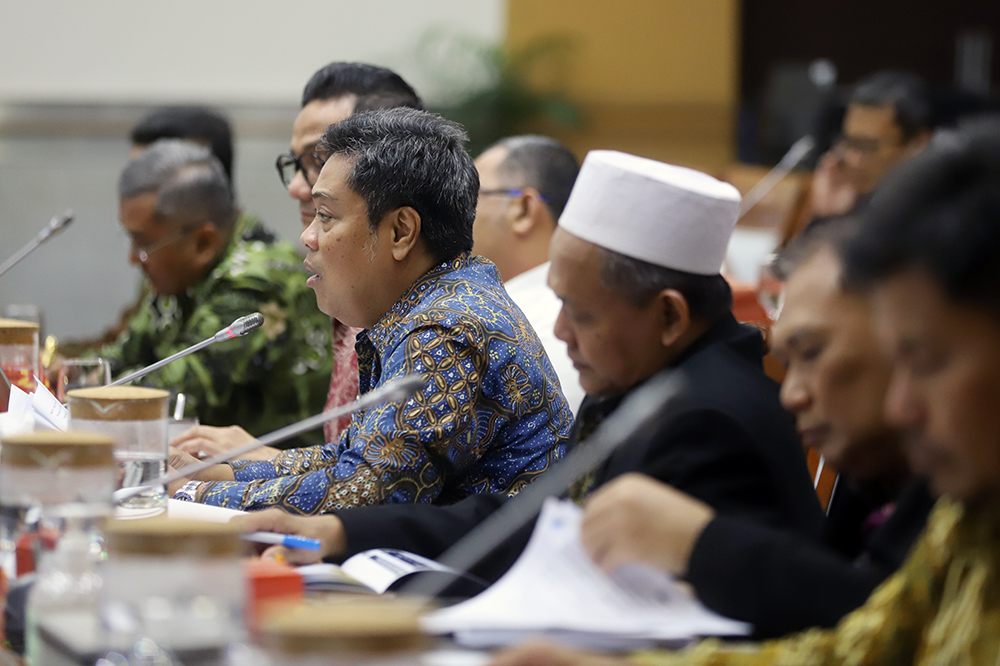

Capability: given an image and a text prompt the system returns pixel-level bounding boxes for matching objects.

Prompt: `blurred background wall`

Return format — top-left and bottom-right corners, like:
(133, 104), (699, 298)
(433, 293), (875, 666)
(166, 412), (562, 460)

(1, 0), (997, 342)
(507, 0), (739, 171)
(0, 0), (505, 341)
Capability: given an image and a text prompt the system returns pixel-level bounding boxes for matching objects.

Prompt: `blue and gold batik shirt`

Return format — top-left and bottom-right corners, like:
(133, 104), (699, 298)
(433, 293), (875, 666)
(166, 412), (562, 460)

(197, 254), (574, 513)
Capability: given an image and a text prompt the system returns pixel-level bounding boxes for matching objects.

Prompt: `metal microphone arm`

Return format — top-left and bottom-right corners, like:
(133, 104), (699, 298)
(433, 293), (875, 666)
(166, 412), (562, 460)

(112, 373), (428, 504)
(0, 211), (74, 279)
(737, 136), (816, 219)
(108, 313), (264, 387)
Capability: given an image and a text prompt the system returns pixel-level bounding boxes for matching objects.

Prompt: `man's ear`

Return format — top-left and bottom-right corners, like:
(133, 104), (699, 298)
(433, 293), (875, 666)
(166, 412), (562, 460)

(389, 206), (422, 261)
(191, 221), (223, 265)
(509, 187), (549, 238)
(658, 289), (691, 348)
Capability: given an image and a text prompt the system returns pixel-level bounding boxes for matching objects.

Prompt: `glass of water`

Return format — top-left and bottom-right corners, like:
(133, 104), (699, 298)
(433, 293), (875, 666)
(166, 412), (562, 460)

(57, 358), (111, 401)
(66, 387), (171, 510)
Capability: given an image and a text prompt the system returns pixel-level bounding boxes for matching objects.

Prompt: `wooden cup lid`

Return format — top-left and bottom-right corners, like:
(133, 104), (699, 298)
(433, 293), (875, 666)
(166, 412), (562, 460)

(1, 431), (115, 468)
(105, 517), (244, 557)
(0, 318), (39, 345)
(262, 598), (427, 655)
(67, 386), (170, 421)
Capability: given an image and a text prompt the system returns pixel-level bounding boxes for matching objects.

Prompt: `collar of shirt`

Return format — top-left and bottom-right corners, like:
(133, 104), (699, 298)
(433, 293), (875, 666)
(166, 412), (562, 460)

(361, 253), (476, 352)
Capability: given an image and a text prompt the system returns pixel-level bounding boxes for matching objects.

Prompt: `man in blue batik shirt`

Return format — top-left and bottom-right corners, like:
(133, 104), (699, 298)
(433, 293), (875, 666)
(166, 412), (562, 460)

(169, 108), (573, 513)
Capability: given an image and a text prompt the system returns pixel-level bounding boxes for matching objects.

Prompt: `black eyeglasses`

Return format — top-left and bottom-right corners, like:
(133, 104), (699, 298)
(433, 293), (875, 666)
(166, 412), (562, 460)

(479, 188), (552, 204)
(275, 151), (326, 188)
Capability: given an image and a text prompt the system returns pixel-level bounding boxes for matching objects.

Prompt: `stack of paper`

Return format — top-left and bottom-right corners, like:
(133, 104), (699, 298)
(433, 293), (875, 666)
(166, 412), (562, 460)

(422, 499), (750, 650)
(5, 381), (68, 432)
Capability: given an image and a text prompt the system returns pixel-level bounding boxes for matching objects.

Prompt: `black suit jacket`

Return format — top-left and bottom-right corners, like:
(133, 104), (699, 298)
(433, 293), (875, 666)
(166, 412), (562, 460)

(335, 314), (824, 583)
(687, 478), (935, 637)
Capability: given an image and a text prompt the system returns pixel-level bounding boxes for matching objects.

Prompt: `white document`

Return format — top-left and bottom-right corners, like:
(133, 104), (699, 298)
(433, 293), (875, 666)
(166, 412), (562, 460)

(115, 500), (246, 522)
(422, 499), (750, 649)
(30, 381), (68, 431)
(342, 548), (463, 594)
(7, 384), (32, 418)
(166, 499), (245, 523)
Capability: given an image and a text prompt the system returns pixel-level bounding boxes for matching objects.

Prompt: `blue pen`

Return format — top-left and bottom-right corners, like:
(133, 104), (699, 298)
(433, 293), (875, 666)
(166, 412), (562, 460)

(243, 531), (321, 551)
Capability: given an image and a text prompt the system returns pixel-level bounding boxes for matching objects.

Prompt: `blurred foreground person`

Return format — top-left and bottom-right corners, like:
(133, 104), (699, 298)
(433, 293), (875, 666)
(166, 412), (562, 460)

(235, 150), (822, 582)
(810, 71), (932, 221)
(171, 109), (572, 512)
(494, 119), (1000, 666)
(575, 218), (931, 638)
(173, 62), (424, 458)
(101, 139), (331, 439)
(473, 135), (584, 412)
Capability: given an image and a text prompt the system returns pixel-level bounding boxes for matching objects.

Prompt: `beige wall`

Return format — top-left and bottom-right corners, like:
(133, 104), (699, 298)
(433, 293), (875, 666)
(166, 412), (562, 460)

(507, 0), (739, 170)
(0, 0), (505, 106)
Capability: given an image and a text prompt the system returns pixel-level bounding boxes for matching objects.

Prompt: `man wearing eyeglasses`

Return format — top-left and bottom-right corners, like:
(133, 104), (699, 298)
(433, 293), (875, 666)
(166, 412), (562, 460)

(810, 71), (932, 221)
(472, 135), (585, 413)
(277, 62), (423, 443)
(101, 139), (333, 443)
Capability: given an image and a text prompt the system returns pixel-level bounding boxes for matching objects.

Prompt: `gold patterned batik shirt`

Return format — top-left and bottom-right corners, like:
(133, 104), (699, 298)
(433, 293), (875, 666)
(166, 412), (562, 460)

(199, 254), (574, 513)
(636, 497), (1000, 666)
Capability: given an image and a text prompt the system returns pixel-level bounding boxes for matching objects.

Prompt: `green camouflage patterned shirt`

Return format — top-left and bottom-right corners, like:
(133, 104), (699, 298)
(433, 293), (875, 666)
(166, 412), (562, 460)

(99, 214), (333, 445)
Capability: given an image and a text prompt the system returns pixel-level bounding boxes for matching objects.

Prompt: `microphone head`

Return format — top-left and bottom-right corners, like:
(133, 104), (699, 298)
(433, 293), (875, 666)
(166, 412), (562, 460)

(51, 211), (74, 232)
(231, 313), (265, 337)
(38, 211), (74, 242)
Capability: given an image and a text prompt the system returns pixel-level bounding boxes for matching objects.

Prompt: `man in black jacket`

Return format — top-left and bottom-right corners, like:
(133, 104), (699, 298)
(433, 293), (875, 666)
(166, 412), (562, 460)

(236, 150), (824, 582)
(578, 219), (933, 638)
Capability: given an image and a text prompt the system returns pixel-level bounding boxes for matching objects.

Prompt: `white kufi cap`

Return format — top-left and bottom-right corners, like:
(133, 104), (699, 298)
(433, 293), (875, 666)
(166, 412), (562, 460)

(559, 150), (741, 275)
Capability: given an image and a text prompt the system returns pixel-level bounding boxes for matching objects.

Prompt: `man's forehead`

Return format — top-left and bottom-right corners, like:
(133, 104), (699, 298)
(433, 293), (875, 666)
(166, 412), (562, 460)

(844, 103), (901, 138)
(548, 229), (604, 294)
(474, 146), (509, 182)
(772, 251), (844, 343)
(311, 154), (357, 198)
(291, 96), (357, 152)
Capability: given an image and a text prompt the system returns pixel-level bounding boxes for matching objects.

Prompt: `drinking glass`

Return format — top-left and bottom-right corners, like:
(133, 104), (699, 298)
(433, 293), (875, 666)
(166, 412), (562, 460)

(57, 358), (111, 402)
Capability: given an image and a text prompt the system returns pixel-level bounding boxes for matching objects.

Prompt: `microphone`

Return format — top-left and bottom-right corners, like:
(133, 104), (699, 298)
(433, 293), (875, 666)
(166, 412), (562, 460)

(112, 373), (428, 504)
(214, 313), (264, 341)
(107, 313), (265, 387)
(737, 136), (816, 220)
(401, 369), (688, 598)
(0, 211), (75, 278)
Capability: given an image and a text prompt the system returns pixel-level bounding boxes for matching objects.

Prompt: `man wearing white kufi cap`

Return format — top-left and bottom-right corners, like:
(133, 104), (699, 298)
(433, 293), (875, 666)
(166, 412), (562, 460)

(235, 151), (823, 584)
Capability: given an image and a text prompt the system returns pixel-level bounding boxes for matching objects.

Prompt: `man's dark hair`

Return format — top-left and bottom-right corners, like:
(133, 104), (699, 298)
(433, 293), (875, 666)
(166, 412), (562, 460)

(302, 62), (423, 111)
(130, 107), (235, 182)
(850, 71), (932, 141)
(773, 216), (860, 283)
(318, 108), (478, 262)
(120, 139), (237, 234)
(843, 120), (1000, 315)
(486, 135), (580, 219)
(598, 249), (733, 322)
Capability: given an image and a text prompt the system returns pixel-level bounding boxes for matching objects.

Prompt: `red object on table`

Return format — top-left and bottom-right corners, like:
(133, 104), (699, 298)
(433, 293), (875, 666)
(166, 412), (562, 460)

(245, 559), (303, 632)
(14, 529), (59, 577)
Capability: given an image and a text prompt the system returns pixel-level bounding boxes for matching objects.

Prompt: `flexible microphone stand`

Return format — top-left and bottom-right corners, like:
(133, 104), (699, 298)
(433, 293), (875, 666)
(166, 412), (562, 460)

(0, 212), (75, 278)
(108, 313), (265, 387)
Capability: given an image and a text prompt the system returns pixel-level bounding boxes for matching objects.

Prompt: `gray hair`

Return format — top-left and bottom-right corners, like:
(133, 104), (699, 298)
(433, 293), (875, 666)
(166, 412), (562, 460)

(488, 135), (580, 219)
(598, 247), (733, 321)
(119, 138), (236, 233)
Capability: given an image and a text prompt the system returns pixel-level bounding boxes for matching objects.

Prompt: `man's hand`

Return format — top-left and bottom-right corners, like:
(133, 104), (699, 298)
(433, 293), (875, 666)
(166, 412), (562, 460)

(490, 643), (629, 666)
(809, 150), (859, 218)
(230, 508), (347, 565)
(171, 424), (278, 461)
(581, 473), (714, 577)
